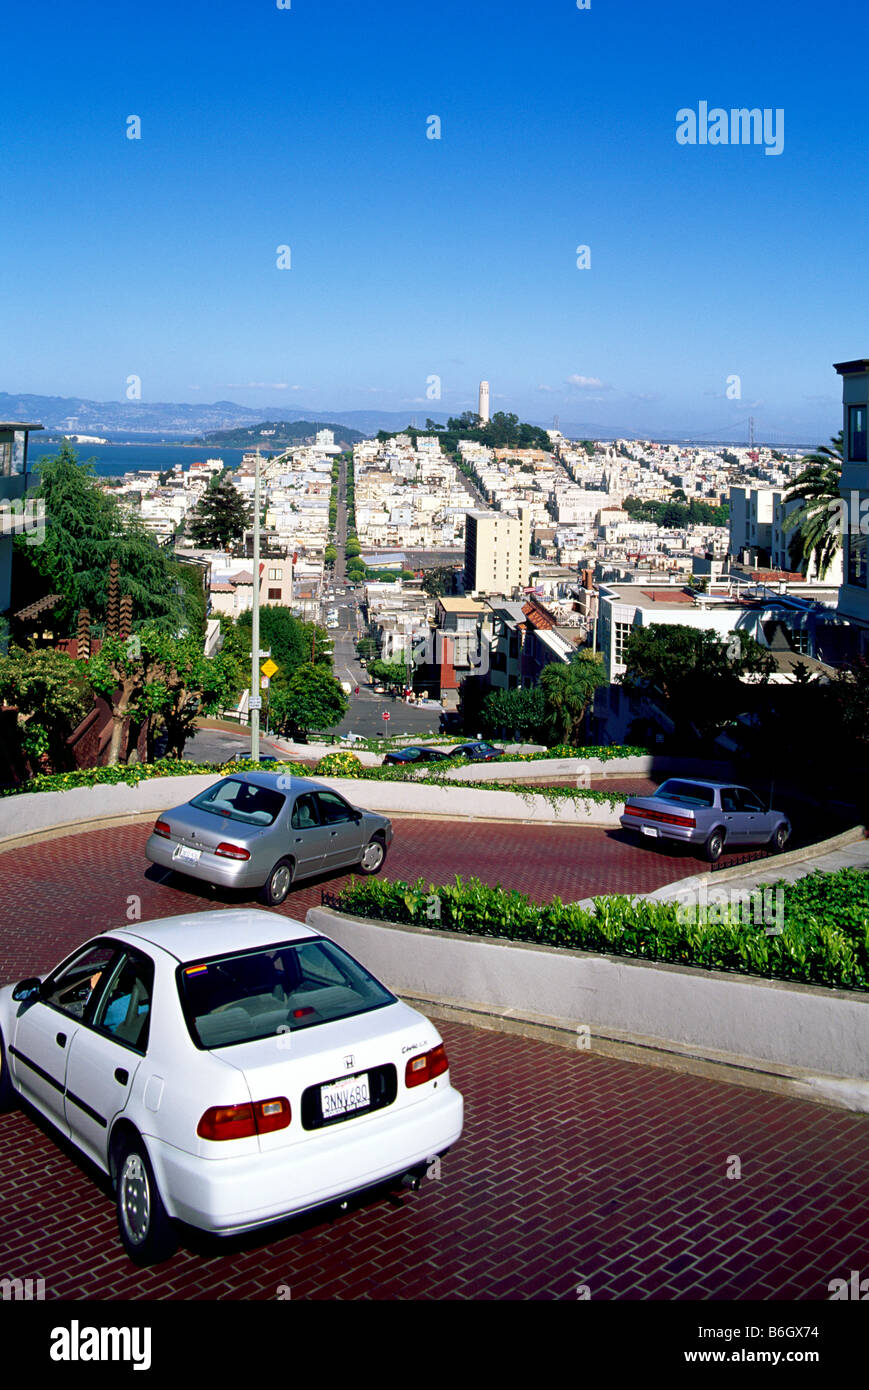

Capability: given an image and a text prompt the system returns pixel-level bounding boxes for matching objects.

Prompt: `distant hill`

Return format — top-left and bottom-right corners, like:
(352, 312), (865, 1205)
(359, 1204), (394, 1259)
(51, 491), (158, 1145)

(195, 420), (366, 448)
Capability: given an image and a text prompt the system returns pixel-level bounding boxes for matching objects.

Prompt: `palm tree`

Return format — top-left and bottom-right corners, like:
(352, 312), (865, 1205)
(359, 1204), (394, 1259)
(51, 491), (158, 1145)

(782, 431), (843, 579)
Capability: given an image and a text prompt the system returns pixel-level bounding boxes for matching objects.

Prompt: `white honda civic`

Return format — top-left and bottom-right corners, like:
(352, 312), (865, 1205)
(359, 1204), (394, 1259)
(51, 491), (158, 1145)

(0, 909), (463, 1265)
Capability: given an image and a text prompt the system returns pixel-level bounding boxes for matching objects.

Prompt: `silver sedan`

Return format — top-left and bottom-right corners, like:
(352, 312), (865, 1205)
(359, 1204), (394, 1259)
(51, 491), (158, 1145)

(620, 779), (791, 863)
(146, 772), (393, 904)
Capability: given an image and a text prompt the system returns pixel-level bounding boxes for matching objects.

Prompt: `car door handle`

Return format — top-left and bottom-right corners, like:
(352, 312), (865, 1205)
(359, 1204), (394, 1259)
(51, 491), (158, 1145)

(114, 1068), (129, 1086)
(56, 1032), (67, 1048)
(330, 830), (339, 837)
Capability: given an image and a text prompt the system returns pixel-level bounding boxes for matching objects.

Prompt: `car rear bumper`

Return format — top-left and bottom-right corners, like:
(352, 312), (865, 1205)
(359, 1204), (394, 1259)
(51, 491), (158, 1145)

(620, 815), (704, 846)
(145, 833), (264, 889)
(147, 1084), (464, 1234)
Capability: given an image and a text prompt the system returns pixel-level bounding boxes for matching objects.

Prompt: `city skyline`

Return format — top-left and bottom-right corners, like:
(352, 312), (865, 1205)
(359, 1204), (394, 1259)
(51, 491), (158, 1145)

(1, 0), (863, 444)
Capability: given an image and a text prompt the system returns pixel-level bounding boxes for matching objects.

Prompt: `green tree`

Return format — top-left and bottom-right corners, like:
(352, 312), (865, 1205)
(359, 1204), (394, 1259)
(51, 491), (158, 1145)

(620, 623), (773, 741)
(539, 651), (607, 745)
(356, 636), (378, 660)
(0, 645), (92, 767)
(345, 537), (361, 558)
(270, 665), (348, 738)
(86, 627), (236, 764)
(421, 565), (456, 598)
(480, 685), (547, 741)
(783, 431), (844, 578)
(188, 473), (250, 549)
(238, 606), (331, 681)
(368, 659), (408, 690)
(324, 544), (337, 565)
(20, 445), (188, 632)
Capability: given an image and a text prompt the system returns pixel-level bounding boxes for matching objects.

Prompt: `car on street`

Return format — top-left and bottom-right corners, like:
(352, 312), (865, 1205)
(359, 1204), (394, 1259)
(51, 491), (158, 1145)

(449, 742), (505, 763)
(382, 746), (452, 766)
(0, 909), (463, 1265)
(145, 772), (393, 904)
(620, 779), (791, 863)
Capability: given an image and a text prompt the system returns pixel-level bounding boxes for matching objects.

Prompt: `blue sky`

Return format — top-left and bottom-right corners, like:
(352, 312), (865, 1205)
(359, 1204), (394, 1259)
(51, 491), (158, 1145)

(1, 0), (865, 441)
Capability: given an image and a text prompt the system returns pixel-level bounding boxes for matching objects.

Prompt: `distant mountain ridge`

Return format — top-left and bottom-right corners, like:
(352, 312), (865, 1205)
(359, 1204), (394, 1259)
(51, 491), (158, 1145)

(0, 391), (821, 448)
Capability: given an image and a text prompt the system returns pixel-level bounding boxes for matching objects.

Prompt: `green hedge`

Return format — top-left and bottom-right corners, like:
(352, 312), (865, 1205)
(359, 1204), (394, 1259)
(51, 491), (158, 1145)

(331, 869), (869, 992)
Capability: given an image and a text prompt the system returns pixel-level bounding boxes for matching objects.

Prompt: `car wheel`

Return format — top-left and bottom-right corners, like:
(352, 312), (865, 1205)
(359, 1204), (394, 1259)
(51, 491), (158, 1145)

(115, 1137), (176, 1266)
(770, 824), (790, 853)
(260, 857), (295, 906)
(0, 1029), (17, 1112)
(358, 836), (387, 875)
(704, 828), (725, 863)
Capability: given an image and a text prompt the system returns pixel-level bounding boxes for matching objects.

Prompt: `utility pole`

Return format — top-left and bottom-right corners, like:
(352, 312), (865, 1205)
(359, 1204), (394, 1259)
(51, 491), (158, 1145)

(250, 450), (261, 760)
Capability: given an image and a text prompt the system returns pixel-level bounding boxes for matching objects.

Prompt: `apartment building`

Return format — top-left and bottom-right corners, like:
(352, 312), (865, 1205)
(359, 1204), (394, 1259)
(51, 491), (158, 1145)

(464, 506), (530, 594)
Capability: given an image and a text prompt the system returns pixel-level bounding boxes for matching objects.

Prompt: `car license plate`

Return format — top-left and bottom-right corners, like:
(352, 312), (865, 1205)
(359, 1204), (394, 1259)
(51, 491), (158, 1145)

(321, 1074), (370, 1120)
(173, 844), (202, 864)
(641, 826), (658, 838)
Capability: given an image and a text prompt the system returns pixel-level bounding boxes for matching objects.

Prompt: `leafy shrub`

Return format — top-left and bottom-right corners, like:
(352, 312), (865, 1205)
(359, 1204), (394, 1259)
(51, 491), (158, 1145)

(332, 870), (869, 993)
(315, 751), (364, 777)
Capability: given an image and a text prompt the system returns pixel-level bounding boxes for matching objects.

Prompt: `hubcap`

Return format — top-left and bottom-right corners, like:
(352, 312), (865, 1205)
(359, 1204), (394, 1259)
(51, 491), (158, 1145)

(271, 865), (291, 899)
(362, 840), (384, 871)
(120, 1153), (150, 1246)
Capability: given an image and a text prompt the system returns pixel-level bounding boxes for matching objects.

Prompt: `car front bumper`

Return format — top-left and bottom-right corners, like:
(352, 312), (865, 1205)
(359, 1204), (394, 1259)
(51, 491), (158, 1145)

(146, 1084), (463, 1234)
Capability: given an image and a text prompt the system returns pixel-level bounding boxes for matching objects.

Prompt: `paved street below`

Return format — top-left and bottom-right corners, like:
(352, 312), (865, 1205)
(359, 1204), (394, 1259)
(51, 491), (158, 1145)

(1, 817), (867, 1299)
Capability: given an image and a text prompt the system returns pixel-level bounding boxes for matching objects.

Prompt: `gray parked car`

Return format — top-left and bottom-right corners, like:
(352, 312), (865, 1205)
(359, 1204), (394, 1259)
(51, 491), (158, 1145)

(620, 779), (790, 863)
(146, 772), (393, 904)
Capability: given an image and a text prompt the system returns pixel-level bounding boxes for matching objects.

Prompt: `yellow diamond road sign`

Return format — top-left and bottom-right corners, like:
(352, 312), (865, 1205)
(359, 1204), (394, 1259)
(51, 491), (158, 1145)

(261, 659), (279, 679)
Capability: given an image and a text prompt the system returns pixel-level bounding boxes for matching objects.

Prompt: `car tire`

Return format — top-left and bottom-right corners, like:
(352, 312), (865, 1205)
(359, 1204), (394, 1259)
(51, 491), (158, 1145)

(115, 1136), (176, 1266)
(358, 836), (387, 875)
(260, 857), (295, 906)
(704, 828), (725, 863)
(770, 824), (790, 854)
(0, 1029), (17, 1112)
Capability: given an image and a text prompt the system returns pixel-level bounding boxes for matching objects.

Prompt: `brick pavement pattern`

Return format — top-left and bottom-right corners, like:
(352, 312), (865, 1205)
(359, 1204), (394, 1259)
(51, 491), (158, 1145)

(1, 819), (867, 1299)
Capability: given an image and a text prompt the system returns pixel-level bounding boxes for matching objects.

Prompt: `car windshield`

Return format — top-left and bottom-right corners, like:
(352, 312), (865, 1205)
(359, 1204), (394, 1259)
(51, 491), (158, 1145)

(655, 780), (716, 808)
(190, 778), (285, 826)
(178, 939), (397, 1048)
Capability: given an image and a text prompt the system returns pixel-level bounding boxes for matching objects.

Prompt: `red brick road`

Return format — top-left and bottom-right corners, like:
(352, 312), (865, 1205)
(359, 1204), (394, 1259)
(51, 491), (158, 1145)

(0, 819), (867, 1300)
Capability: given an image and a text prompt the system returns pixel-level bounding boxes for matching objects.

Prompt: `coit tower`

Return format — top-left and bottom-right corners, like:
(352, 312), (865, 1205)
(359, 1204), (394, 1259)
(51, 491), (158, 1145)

(478, 380), (490, 423)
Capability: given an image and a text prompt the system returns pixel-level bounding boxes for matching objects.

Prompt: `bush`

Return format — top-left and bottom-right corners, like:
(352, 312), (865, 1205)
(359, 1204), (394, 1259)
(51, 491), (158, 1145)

(315, 751), (364, 777)
(331, 870), (869, 993)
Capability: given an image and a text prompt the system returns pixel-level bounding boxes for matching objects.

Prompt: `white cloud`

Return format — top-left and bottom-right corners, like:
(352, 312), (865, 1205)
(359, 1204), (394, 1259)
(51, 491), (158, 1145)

(566, 374), (610, 391)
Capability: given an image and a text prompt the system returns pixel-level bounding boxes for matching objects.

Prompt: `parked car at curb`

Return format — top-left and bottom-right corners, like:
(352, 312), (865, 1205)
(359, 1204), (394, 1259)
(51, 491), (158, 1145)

(145, 772), (392, 904)
(620, 779), (791, 863)
(449, 742), (505, 763)
(0, 909), (463, 1265)
(382, 746), (451, 766)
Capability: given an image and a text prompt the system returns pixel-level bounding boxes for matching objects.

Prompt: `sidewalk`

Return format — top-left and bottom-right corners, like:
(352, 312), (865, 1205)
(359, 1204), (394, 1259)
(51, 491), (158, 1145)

(645, 826), (869, 906)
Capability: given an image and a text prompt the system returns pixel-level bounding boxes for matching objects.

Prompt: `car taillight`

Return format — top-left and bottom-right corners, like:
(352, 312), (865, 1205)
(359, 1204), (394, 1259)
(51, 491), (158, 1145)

(198, 1096), (291, 1141)
(624, 805), (694, 828)
(405, 1043), (449, 1088)
(214, 842), (251, 860)
(153, 819), (171, 838)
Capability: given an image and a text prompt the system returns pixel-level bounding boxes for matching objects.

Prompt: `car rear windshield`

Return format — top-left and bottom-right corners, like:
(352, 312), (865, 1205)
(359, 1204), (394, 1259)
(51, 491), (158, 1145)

(655, 780), (716, 808)
(189, 778), (284, 826)
(177, 939), (398, 1049)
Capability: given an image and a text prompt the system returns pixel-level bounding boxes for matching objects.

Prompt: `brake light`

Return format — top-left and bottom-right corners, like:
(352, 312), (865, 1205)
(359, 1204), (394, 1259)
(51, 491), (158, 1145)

(215, 842), (251, 860)
(624, 805), (694, 828)
(198, 1096), (291, 1141)
(405, 1043), (449, 1088)
(153, 820), (171, 838)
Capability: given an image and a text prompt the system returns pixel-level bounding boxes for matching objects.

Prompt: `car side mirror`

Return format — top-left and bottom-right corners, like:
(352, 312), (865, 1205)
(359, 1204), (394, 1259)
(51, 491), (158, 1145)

(12, 977), (43, 1002)
(353, 811), (362, 823)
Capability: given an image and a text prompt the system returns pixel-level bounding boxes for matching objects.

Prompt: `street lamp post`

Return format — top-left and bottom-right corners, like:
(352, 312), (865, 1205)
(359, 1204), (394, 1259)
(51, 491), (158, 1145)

(250, 451), (261, 761)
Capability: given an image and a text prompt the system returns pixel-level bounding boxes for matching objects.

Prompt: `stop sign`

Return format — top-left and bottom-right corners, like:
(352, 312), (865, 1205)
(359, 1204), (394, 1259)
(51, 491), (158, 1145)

(382, 711), (390, 721)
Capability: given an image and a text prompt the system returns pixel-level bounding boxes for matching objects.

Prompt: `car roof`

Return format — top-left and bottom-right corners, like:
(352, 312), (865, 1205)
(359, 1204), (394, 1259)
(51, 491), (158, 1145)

(658, 779), (747, 790)
(109, 909), (319, 964)
(218, 770), (324, 795)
